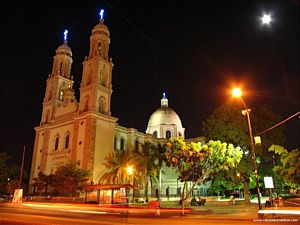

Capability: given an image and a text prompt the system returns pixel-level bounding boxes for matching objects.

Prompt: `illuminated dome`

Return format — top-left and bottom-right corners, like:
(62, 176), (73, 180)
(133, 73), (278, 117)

(56, 42), (72, 57)
(148, 107), (183, 128)
(146, 94), (185, 139)
(92, 21), (110, 37)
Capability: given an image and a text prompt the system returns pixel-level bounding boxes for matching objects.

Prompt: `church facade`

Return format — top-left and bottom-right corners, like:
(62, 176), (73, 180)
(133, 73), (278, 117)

(29, 17), (207, 197)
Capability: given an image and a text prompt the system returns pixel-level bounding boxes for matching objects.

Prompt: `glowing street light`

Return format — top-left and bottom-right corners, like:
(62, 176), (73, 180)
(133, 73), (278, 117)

(261, 14), (272, 25)
(231, 88), (262, 210)
(231, 88), (242, 98)
(126, 165), (133, 175)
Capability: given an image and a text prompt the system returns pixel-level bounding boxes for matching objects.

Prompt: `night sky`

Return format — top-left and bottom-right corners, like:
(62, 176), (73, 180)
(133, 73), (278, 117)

(1, 0), (299, 173)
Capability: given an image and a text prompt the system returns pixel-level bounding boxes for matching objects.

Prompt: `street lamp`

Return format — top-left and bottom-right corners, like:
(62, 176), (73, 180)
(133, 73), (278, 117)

(126, 165), (134, 186)
(126, 166), (133, 176)
(126, 165), (134, 204)
(236, 173), (241, 199)
(231, 88), (262, 210)
(7, 178), (11, 190)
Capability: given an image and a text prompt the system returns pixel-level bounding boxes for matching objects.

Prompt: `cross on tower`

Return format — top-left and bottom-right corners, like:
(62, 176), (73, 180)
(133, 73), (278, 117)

(99, 9), (104, 21)
(64, 30), (68, 41)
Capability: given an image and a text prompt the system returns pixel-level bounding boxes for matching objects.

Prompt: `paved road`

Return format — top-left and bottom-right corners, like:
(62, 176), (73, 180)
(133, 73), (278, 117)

(1, 202), (299, 225)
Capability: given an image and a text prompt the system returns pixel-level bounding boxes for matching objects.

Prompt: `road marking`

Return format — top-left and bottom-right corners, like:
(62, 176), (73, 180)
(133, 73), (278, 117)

(258, 209), (300, 215)
(67, 209), (121, 215)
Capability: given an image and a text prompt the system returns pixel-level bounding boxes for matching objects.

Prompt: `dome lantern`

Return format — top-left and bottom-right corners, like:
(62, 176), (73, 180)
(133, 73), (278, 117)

(161, 92), (168, 107)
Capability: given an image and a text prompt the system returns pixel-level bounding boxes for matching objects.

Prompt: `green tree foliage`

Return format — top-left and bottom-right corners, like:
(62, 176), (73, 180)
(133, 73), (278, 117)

(53, 160), (90, 197)
(0, 153), (11, 194)
(134, 142), (164, 201)
(268, 145), (300, 190)
(0, 153), (28, 195)
(202, 103), (285, 155)
(202, 103), (285, 203)
(32, 172), (55, 196)
(101, 142), (164, 202)
(164, 137), (242, 213)
(32, 161), (90, 197)
(202, 103), (249, 147)
(165, 138), (242, 183)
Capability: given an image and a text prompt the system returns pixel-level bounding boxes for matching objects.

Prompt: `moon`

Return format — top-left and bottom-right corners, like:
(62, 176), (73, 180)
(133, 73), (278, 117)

(261, 14), (272, 25)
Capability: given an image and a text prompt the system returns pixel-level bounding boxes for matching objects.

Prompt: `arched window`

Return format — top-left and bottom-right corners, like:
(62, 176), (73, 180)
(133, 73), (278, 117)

(120, 138), (124, 152)
(54, 136), (59, 151)
(64, 133), (70, 149)
(44, 109), (50, 123)
(135, 139), (139, 151)
(97, 42), (101, 56)
(178, 132), (182, 137)
(83, 95), (90, 111)
(84, 70), (91, 86)
(114, 136), (117, 150)
(153, 131), (157, 137)
(58, 61), (63, 74)
(99, 96), (106, 114)
(59, 90), (64, 101)
(166, 130), (171, 139)
(99, 65), (108, 87)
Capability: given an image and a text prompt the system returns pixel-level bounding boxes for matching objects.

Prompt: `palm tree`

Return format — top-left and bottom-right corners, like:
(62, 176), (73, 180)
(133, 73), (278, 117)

(100, 150), (138, 184)
(101, 142), (166, 202)
(134, 142), (165, 202)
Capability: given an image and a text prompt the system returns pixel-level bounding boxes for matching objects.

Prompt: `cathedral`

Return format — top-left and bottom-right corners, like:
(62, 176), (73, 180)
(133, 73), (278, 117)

(29, 15), (207, 199)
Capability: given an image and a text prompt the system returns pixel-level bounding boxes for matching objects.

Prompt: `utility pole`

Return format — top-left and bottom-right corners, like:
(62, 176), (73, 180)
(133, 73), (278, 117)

(19, 145), (26, 189)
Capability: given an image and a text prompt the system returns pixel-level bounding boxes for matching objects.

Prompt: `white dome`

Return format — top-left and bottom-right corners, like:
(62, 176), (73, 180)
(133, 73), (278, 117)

(147, 107), (183, 128)
(146, 94), (185, 139)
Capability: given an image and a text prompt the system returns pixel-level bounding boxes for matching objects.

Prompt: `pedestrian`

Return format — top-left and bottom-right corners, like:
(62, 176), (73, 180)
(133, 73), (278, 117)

(166, 186), (170, 200)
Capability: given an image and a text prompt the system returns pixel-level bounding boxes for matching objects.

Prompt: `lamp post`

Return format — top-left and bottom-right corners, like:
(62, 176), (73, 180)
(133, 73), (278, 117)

(126, 165), (134, 204)
(7, 177), (11, 192)
(231, 88), (262, 210)
(126, 165), (134, 184)
(236, 173), (241, 199)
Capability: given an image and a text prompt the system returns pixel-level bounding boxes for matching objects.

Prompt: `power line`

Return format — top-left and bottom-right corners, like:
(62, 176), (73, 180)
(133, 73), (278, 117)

(104, 0), (159, 78)
(256, 111), (300, 136)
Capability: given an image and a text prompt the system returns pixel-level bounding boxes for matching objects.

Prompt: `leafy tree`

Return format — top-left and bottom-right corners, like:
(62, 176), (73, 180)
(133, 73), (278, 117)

(208, 172), (239, 196)
(0, 153), (28, 195)
(208, 167), (257, 198)
(134, 142), (164, 202)
(202, 103), (285, 203)
(268, 145), (300, 190)
(32, 172), (55, 195)
(164, 137), (242, 214)
(100, 150), (138, 184)
(101, 142), (164, 202)
(0, 153), (11, 194)
(52, 160), (90, 197)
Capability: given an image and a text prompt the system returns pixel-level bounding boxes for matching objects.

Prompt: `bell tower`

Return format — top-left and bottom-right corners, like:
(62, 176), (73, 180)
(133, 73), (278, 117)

(77, 11), (118, 183)
(79, 13), (113, 115)
(41, 30), (74, 125)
